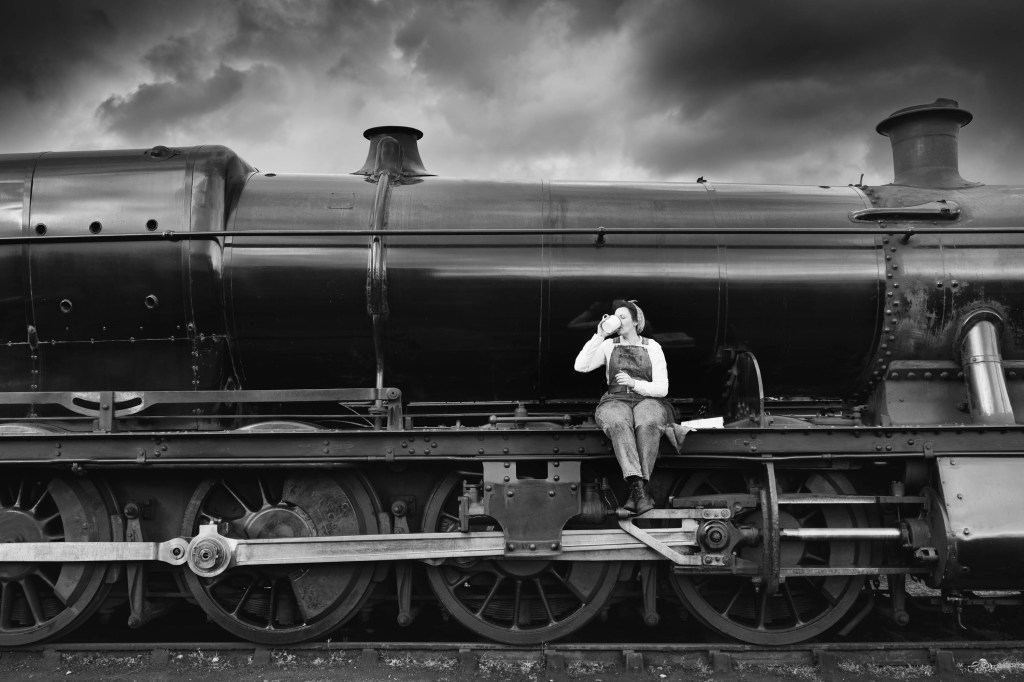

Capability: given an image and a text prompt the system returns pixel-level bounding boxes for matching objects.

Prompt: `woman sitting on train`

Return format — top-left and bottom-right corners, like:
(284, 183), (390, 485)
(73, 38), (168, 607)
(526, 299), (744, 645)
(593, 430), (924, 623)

(574, 299), (672, 515)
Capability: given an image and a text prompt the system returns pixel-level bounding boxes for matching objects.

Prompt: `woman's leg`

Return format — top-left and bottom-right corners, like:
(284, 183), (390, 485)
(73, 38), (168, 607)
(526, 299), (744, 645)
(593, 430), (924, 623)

(595, 400), (642, 480)
(634, 399), (671, 481)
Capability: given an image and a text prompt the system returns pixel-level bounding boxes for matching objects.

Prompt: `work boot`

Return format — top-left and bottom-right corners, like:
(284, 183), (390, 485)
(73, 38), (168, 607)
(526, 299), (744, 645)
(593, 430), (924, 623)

(626, 479), (655, 516)
(623, 485), (637, 513)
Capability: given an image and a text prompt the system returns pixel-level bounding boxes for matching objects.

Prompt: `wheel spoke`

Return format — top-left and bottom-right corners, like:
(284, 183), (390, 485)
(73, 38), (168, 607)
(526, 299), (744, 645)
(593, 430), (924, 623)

(795, 510), (816, 525)
(256, 477), (272, 508)
(474, 576), (505, 617)
(720, 582), (746, 617)
(549, 569), (587, 604)
(220, 481), (257, 514)
(13, 480), (26, 509)
(755, 587), (770, 630)
(533, 578), (557, 625)
(32, 569), (57, 591)
(782, 582), (805, 625)
(229, 575), (262, 616)
(267, 579), (279, 629)
(509, 580), (523, 630)
(19, 579), (46, 625)
(0, 582), (12, 631)
(28, 488), (51, 515)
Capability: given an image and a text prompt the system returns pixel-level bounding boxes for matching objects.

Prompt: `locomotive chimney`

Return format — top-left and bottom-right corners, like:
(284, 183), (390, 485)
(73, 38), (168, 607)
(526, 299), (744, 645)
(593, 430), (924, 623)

(354, 126), (431, 177)
(876, 98), (975, 188)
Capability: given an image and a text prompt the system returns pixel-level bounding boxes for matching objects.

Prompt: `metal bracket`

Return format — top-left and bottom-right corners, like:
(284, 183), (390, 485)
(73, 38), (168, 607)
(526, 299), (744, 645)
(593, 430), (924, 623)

(849, 199), (961, 222)
(482, 461), (581, 557)
(617, 512), (702, 565)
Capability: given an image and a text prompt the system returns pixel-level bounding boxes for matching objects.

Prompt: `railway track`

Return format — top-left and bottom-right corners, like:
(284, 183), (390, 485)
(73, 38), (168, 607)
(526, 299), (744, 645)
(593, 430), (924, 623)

(4, 640), (1024, 680)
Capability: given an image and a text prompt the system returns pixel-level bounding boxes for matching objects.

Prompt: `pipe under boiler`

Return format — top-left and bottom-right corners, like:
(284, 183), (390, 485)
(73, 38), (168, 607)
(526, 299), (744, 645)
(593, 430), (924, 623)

(960, 318), (1015, 425)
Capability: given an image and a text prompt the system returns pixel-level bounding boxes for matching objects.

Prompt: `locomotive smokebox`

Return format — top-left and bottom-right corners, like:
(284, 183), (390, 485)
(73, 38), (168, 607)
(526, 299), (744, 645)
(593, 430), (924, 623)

(876, 98), (974, 188)
(354, 126), (431, 177)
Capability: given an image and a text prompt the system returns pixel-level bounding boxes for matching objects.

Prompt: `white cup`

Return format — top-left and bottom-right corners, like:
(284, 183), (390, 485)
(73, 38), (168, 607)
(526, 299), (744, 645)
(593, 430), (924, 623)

(600, 315), (621, 335)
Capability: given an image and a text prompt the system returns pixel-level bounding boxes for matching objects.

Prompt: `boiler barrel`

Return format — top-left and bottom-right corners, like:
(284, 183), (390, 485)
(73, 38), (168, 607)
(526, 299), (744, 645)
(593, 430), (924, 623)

(228, 174), (879, 402)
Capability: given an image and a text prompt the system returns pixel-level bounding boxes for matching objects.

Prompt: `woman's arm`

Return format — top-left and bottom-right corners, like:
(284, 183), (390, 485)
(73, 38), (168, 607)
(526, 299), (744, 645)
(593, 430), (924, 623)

(632, 342), (668, 397)
(574, 335), (609, 373)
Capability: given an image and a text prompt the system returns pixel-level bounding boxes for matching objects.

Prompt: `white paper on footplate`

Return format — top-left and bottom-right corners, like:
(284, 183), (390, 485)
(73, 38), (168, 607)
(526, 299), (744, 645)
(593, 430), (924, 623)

(678, 416), (724, 431)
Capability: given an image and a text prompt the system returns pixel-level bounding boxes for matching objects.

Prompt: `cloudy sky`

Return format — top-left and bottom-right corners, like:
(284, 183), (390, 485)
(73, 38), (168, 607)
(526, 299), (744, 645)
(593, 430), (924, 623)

(4, 1), (1024, 186)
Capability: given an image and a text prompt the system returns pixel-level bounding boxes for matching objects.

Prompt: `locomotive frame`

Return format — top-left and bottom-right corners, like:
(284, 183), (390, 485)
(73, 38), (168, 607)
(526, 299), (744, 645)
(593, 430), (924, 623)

(2, 98), (1024, 647)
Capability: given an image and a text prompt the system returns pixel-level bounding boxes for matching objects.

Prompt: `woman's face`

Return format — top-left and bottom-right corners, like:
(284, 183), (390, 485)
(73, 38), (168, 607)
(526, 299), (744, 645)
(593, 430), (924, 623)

(614, 306), (635, 334)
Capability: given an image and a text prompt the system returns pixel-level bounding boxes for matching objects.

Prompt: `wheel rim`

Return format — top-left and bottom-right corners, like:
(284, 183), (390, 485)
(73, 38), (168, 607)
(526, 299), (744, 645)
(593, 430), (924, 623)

(423, 471), (622, 645)
(0, 476), (114, 646)
(181, 473), (380, 644)
(670, 469), (867, 645)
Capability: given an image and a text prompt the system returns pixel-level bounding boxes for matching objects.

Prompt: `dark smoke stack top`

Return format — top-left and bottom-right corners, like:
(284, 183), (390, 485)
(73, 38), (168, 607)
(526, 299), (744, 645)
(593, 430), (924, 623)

(876, 98), (975, 188)
(354, 126), (431, 177)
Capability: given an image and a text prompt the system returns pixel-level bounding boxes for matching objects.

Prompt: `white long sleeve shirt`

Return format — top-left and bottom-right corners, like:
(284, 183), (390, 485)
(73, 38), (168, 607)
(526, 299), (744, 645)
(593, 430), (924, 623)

(574, 335), (669, 398)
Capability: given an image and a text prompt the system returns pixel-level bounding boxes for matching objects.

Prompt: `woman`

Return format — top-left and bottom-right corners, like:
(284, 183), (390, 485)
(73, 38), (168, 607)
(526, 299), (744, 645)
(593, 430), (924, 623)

(574, 299), (671, 515)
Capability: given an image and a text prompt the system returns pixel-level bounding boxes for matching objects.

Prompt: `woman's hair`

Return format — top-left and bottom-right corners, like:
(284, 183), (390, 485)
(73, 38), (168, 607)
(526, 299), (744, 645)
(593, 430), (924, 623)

(612, 299), (638, 323)
(612, 298), (646, 333)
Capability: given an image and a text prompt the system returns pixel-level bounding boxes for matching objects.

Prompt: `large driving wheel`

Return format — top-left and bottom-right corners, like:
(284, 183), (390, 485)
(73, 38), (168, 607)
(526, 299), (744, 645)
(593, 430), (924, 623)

(670, 469), (868, 645)
(0, 476), (115, 646)
(181, 472), (380, 644)
(423, 471), (622, 645)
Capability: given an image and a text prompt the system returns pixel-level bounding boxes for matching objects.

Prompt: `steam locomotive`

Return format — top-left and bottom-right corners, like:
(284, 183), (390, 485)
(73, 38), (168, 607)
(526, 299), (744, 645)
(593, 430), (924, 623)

(1, 98), (1023, 647)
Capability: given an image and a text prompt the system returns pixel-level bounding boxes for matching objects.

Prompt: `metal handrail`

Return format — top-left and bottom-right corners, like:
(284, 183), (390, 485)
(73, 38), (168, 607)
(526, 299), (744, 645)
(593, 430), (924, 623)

(3, 225), (1024, 244)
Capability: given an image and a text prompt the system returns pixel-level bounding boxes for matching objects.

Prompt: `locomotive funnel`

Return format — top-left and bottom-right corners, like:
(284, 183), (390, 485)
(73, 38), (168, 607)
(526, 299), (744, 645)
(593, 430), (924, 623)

(876, 98), (974, 188)
(354, 126), (432, 177)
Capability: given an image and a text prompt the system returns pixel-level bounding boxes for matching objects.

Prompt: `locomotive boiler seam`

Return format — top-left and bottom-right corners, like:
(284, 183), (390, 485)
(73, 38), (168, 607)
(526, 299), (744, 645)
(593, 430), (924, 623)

(20, 153), (42, 393)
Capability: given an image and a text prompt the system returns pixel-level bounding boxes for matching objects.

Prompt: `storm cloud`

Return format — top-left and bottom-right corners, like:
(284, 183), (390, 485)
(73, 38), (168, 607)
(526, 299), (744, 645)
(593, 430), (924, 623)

(2, 0), (1023, 185)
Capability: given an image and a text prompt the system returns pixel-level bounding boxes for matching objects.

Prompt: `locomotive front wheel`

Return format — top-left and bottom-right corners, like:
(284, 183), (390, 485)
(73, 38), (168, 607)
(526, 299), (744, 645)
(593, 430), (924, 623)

(670, 470), (868, 645)
(423, 471), (622, 645)
(0, 476), (115, 646)
(181, 473), (381, 644)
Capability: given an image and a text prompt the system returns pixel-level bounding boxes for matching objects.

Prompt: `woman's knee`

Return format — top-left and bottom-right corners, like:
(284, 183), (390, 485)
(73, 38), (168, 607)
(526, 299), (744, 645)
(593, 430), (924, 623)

(601, 419), (633, 437)
(634, 401), (669, 429)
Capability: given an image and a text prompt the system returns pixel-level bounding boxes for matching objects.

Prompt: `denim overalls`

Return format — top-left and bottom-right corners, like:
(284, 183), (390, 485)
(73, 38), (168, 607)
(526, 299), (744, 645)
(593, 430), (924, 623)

(595, 338), (672, 481)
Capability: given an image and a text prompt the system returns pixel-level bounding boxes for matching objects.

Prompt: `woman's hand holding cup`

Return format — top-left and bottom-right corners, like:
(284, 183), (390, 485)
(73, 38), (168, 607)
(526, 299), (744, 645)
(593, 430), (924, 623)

(598, 314), (621, 338)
